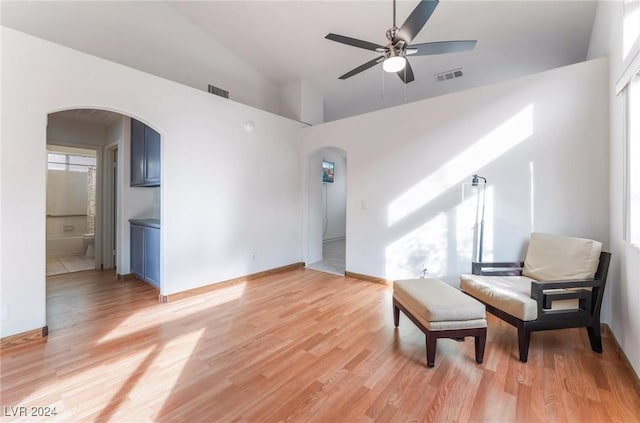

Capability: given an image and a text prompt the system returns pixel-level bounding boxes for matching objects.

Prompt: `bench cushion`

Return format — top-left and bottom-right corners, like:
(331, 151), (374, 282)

(460, 274), (579, 321)
(393, 278), (486, 330)
(523, 232), (602, 281)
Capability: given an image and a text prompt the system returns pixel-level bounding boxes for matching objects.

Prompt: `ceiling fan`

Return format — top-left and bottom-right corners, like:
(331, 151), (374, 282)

(325, 0), (476, 83)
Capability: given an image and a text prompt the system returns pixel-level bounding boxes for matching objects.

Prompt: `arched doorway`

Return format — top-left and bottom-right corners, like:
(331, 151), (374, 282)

(305, 147), (347, 275)
(44, 108), (163, 335)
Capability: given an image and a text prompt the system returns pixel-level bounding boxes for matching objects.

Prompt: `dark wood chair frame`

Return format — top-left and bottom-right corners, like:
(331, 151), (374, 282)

(393, 298), (487, 368)
(466, 251), (611, 362)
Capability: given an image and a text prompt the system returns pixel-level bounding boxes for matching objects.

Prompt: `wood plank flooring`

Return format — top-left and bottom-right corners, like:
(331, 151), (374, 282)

(1, 269), (639, 422)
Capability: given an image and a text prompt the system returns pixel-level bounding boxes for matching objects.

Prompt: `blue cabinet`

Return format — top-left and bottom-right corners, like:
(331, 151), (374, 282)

(130, 118), (160, 187)
(130, 219), (160, 288)
(144, 226), (160, 287)
(130, 224), (145, 277)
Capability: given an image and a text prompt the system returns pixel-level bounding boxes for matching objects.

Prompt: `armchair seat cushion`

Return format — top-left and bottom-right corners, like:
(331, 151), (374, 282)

(460, 274), (579, 321)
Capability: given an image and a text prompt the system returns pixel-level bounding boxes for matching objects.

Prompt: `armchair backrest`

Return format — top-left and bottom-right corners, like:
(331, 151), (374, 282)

(522, 232), (602, 281)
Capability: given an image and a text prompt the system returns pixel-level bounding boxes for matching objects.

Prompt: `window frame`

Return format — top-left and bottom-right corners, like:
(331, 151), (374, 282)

(625, 71), (640, 245)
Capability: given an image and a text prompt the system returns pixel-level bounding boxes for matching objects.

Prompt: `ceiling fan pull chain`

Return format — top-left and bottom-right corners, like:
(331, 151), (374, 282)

(381, 66), (385, 102)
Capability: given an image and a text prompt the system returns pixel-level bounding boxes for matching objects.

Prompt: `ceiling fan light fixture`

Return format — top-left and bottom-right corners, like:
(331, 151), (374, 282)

(383, 55), (406, 73)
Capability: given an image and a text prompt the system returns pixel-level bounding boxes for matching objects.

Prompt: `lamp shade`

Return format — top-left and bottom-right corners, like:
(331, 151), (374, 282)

(383, 56), (406, 73)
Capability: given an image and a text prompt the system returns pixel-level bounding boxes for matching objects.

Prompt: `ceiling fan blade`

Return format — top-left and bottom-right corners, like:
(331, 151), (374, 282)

(338, 55), (385, 79)
(407, 40), (477, 56)
(325, 33), (385, 51)
(396, 0), (439, 44)
(397, 60), (415, 84)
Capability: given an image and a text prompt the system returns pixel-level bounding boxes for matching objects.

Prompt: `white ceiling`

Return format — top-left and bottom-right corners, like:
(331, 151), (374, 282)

(51, 109), (122, 126)
(1, 1), (597, 122)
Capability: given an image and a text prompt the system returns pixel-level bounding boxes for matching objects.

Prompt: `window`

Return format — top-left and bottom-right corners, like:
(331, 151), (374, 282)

(627, 72), (640, 244)
(47, 151), (96, 172)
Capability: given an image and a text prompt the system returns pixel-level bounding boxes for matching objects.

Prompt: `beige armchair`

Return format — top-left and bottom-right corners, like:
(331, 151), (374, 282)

(460, 233), (611, 362)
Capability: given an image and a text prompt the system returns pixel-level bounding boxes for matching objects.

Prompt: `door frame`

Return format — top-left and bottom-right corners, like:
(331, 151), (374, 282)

(45, 140), (103, 270)
(103, 142), (118, 270)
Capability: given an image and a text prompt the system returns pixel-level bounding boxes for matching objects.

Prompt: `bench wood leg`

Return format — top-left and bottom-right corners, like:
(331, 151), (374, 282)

(475, 328), (486, 364)
(426, 334), (437, 368)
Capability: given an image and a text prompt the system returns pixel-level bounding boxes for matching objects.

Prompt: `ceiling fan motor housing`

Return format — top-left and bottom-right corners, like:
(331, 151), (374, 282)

(386, 26), (399, 42)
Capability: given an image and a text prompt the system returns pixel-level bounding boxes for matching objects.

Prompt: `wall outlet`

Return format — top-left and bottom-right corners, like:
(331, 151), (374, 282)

(250, 254), (256, 261)
(1, 304), (8, 321)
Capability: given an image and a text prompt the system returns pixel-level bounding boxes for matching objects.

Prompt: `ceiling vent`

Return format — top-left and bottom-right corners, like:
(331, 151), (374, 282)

(208, 84), (229, 99)
(434, 68), (463, 82)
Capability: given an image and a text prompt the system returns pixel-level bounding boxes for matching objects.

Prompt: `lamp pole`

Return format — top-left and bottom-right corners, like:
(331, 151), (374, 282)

(472, 174), (487, 263)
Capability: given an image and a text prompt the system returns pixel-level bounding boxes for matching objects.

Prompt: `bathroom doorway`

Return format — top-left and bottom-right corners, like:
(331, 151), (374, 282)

(45, 108), (123, 276)
(46, 145), (98, 275)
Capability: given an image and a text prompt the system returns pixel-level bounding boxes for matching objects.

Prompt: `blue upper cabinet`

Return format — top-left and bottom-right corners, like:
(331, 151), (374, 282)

(130, 118), (160, 187)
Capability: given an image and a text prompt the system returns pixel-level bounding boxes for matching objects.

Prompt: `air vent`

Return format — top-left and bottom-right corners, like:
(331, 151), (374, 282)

(208, 84), (229, 99)
(434, 68), (463, 82)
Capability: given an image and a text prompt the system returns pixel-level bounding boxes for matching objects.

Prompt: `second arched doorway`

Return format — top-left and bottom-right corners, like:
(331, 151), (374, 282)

(305, 147), (347, 275)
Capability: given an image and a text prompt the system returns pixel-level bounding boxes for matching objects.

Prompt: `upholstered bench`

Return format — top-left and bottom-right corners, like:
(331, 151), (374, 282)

(393, 278), (487, 367)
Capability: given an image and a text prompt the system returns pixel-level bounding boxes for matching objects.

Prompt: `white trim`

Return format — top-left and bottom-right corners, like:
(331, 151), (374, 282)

(623, 88), (630, 242)
(625, 74), (640, 244)
(616, 48), (640, 95)
(102, 142), (118, 270)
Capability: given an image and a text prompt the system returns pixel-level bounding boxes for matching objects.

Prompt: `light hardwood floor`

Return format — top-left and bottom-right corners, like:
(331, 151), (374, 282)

(1, 269), (639, 422)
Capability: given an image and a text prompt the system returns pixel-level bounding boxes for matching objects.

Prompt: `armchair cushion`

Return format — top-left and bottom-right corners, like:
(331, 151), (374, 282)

(522, 233), (602, 281)
(460, 274), (578, 321)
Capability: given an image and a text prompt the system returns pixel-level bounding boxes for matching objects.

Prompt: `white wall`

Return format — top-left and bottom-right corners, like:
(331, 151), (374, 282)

(300, 59), (609, 284)
(1, 1), (282, 116)
(279, 81), (302, 122)
(46, 170), (88, 217)
(300, 81), (324, 126)
(279, 79), (324, 125)
(587, 0), (640, 376)
(0, 27), (302, 338)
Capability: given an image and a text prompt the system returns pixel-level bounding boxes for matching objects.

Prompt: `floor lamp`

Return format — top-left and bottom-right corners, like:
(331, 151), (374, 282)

(472, 174), (487, 263)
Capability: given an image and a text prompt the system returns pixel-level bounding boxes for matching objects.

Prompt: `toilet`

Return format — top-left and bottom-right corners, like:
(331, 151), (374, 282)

(83, 233), (95, 258)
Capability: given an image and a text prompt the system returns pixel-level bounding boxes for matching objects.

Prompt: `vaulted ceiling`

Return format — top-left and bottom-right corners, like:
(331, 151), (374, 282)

(1, 1), (597, 122)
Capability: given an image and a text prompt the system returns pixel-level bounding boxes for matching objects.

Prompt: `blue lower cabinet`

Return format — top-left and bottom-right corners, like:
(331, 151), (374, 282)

(144, 226), (160, 287)
(130, 220), (160, 288)
(130, 225), (145, 278)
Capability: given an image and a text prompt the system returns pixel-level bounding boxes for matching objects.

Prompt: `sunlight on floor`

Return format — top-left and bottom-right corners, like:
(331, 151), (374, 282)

(387, 105), (534, 226)
(98, 283), (246, 343)
(140, 329), (205, 421)
(21, 345), (155, 420)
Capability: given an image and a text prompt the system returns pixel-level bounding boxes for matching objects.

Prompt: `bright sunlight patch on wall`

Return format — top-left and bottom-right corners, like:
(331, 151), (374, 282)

(387, 105), (534, 227)
(624, 0), (640, 60)
(385, 187), (494, 280)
